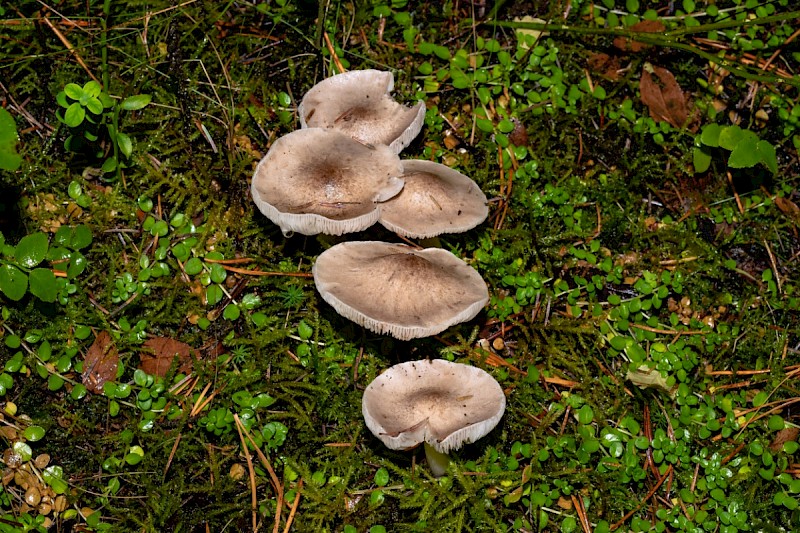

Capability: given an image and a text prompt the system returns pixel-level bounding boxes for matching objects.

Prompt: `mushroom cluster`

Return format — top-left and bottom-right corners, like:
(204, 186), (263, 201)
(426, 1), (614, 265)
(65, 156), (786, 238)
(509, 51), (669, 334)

(251, 69), (491, 339)
(251, 70), (504, 475)
(251, 69), (489, 240)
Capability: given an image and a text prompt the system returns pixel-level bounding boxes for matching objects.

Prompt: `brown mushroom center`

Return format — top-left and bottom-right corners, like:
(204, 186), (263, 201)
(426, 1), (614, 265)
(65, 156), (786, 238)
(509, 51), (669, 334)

(367, 385), (486, 443)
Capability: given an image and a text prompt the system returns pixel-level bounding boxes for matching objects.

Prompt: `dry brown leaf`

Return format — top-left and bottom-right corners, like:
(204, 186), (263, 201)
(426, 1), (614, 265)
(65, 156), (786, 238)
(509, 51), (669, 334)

(775, 195), (800, 223)
(769, 426), (799, 453)
(640, 65), (690, 128)
(588, 52), (623, 81)
(613, 20), (666, 52)
(557, 495), (573, 510)
(139, 337), (198, 377)
(82, 331), (119, 394)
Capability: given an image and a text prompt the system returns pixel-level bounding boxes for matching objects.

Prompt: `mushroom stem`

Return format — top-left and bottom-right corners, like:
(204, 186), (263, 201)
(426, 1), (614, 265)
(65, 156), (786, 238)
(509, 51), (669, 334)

(423, 442), (450, 477)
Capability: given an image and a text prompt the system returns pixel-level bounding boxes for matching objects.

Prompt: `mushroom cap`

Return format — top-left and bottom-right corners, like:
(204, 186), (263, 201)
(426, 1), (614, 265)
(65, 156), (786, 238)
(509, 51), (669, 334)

(312, 241), (489, 340)
(378, 160), (488, 238)
(362, 359), (506, 453)
(251, 128), (404, 236)
(298, 70), (425, 154)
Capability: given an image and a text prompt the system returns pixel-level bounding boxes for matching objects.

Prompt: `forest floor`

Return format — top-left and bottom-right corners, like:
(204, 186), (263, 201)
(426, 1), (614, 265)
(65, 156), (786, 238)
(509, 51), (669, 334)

(0, 0), (799, 531)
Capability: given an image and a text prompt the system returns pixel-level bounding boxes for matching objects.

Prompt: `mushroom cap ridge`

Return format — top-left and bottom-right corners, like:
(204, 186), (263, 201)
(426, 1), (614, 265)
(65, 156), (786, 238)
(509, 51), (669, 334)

(312, 241), (489, 340)
(362, 359), (506, 453)
(298, 69), (425, 154)
(251, 128), (404, 236)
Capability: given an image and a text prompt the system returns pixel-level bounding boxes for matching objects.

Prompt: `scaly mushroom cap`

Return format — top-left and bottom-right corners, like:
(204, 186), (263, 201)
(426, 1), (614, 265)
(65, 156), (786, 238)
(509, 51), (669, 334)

(298, 70), (425, 154)
(362, 359), (506, 453)
(378, 160), (488, 238)
(312, 241), (489, 340)
(251, 129), (404, 236)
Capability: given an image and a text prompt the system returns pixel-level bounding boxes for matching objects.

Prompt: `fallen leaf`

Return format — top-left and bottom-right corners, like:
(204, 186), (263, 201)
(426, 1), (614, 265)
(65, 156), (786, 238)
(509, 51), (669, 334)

(613, 20), (666, 53)
(588, 52), (623, 81)
(139, 337), (198, 377)
(774, 195), (800, 224)
(514, 16), (548, 50)
(769, 427), (799, 452)
(639, 64), (690, 128)
(626, 365), (678, 397)
(557, 495), (573, 510)
(82, 331), (119, 394)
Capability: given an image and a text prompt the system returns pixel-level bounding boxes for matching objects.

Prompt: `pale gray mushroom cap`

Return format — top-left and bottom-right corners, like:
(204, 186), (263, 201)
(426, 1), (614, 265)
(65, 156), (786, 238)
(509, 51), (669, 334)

(251, 128), (404, 236)
(298, 69), (425, 154)
(378, 160), (489, 238)
(362, 359), (506, 453)
(312, 241), (489, 340)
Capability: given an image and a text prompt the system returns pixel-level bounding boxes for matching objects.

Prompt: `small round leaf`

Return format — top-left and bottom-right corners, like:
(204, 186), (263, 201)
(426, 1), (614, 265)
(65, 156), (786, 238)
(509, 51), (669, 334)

(23, 425), (46, 442)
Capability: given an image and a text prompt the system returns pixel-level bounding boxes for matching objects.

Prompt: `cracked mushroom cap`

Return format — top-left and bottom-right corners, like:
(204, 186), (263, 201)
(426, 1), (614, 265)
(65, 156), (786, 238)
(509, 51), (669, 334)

(378, 160), (488, 238)
(312, 241), (489, 340)
(298, 69), (425, 154)
(362, 359), (506, 453)
(251, 128), (404, 236)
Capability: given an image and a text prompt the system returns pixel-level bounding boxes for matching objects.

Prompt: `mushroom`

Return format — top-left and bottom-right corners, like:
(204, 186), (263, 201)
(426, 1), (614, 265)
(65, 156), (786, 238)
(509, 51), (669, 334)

(251, 128), (404, 236)
(298, 70), (425, 154)
(378, 159), (488, 238)
(362, 359), (506, 476)
(312, 241), (489, 340)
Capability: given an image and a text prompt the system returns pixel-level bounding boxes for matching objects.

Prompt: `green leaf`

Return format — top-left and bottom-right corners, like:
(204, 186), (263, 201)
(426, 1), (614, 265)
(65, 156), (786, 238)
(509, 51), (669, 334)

(693, 146), (712, 173)
(71, 225), (93, 250)
(48, 373), (64, 391)
(85, 97), (104, 115)
(64, 102), (86, 127)
(56, 91), (69, 109)
(433, 45), (450, 60)
(756, 140), (777, 174)
(13, 441), (32, 461)
(184, 257), (203, 276)
(0, 265), (27, 300)
(497, 119), (515, 133)
(116, 131), (133, 158)
(206, 284), (223, 305)
(83, 80), (102, 97)
(67, 181), (82, 200)
(768, 415), (785, 431)
(29, 268), (58, 302)
(133, 369), (148, 387)
(0, 146), (22, 172)
(718, 125), (745, 150)
(728, 137), (760, 168)
(0, 108), (22, 172)
(67, 252), (88, 278)
(43, 465), (68, 494)
(752, 391), (769, 406)
(710, 488), (726, 502)
(63, 83), (84, 100)
(577, 404), (594, 424)
(476, 118), (494, 133)
(374, 467), (389, 487)
(23, 425), (45, 441)
(209, 263), (227, 284)
(700, 123), (721, 147)
(418, 41), (434, 55)
(102, 156), (118, 173)
(16, 232), (48, 268)
(223, 304), (240, 320)
(121, 94), (152, 111)
(71, 383), (87, 400)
